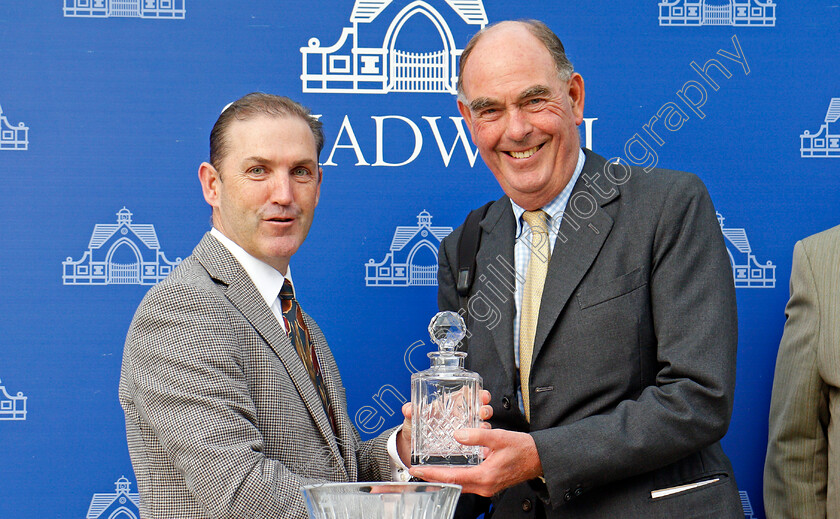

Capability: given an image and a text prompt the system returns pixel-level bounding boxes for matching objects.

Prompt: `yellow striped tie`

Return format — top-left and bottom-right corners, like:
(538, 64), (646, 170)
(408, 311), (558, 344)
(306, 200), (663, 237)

(520, 210), (551, 423)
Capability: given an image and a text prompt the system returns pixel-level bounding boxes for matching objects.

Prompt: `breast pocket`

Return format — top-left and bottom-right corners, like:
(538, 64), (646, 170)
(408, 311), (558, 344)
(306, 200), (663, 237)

(576, 266), (648, 310)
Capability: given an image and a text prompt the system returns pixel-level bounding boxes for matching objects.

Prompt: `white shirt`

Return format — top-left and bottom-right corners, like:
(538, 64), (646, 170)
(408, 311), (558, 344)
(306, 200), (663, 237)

(210, 228), (410, 481)
(210, 227), (292, 332)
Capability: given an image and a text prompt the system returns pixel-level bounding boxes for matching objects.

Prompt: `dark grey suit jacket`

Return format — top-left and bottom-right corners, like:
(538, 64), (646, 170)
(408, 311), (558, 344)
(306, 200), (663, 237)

(119, 233), (391, 519)
(438, 150), (742, 518)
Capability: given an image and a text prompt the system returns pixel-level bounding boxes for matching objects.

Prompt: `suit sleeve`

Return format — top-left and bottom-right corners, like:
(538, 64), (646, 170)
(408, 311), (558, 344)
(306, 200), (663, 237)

(528, 174), (739, 501)
(763, 240), (829, 519)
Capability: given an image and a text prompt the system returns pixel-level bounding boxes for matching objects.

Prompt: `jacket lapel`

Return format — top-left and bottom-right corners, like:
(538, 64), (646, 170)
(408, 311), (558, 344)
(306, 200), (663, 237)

(530, 151), (617, 364)
(193, 233), (346, 477)
(302, 311), (357, 480)
(476, 200), (518, 386)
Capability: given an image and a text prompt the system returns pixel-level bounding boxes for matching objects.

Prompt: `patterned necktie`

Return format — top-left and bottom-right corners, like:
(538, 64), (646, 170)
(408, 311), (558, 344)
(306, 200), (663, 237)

(519, 210), (551, 423)
(279, 279), (337, 434)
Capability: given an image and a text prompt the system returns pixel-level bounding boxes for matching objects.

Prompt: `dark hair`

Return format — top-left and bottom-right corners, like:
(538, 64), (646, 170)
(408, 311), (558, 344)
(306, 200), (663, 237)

(209, 92), (324, 169)
(457, 20), (574, 100)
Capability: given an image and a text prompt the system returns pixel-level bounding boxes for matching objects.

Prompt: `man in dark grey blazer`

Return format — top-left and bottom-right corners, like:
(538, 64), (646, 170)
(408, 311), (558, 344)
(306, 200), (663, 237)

(119, 93), (411, 518)
(409, 20), (743, 518)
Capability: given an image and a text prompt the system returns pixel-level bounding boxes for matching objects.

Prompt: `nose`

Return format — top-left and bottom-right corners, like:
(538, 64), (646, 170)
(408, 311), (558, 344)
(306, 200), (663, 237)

(268, 172), (294, 205)
(505, 108), (533, 142)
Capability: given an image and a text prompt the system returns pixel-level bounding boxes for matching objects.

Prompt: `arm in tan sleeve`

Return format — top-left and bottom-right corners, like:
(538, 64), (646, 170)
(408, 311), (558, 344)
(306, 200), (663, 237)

(764, 240), (830, 519)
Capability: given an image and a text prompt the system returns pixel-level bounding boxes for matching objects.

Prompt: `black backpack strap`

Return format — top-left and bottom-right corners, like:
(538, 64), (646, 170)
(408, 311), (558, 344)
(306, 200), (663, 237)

(456, 200), (494, 298)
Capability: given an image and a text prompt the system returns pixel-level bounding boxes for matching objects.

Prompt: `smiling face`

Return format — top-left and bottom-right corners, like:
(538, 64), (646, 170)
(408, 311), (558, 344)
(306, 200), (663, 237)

(199, 114), (322, 274)
(457, 22), (585, 210)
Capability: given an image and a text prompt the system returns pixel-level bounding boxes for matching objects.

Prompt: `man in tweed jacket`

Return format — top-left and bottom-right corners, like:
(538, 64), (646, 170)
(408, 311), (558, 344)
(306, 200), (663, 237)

(765, 224), (840, 518)
(119, 93), (409, 518)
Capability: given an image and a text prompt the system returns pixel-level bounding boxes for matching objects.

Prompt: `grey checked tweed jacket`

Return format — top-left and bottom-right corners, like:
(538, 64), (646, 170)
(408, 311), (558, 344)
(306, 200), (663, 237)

(119, 233), (392, 519)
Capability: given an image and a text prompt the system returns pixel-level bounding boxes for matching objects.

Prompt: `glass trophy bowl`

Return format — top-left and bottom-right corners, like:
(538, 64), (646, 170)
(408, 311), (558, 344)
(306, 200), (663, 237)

(301, 482), (461, 519)
(411, 311), (483, 466)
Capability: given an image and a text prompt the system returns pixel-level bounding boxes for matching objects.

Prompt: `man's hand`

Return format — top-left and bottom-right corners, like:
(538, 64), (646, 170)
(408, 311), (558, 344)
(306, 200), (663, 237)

(408, 428), (543, 497)
(395, 403), (413, 467)
(395, 390), (493, 468)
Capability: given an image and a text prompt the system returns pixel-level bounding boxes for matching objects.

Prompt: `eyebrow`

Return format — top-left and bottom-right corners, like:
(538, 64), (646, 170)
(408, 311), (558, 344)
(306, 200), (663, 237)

(469, 97), (497, 113)
(240, 156), (318, 168)
(518, 85), (552, 101)
(241, 156), (271, 165)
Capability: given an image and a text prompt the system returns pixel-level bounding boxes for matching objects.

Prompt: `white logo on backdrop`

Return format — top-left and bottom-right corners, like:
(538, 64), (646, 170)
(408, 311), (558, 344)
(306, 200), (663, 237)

(366, 210), (451, 286)
(718, 212), (776, 289)
(740, 490), (756, 518)
(0, 104), (29, 151)
(64, 0), (185, 19)
(63, 207), (182, 285)
(659, 0), (775, 26)
(801, 98), (840, 158)
(86, 477), (140, 519)
(0, 378), (27, 421)
(301, 0), (487, 94)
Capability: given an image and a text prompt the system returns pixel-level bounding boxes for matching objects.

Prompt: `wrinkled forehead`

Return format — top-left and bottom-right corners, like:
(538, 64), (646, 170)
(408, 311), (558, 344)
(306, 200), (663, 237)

(461, 40), (558, 102)
(461, 26), (554, 94)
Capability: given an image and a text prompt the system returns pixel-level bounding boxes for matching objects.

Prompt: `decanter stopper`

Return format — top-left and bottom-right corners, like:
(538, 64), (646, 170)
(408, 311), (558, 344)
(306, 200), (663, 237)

(428, 311), (466, 352)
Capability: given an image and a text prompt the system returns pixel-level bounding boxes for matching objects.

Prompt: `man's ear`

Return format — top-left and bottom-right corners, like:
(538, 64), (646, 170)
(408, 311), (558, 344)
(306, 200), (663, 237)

(457, 99), (476, 144)
(568, 73), (586, 125)
(315, 167), (323, 206)
(198, 162), (221, 208)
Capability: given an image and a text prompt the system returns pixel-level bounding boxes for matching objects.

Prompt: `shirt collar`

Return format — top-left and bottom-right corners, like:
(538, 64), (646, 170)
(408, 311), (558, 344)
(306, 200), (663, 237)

(511, 148), (586, 236)
(210, 228), (293, 305)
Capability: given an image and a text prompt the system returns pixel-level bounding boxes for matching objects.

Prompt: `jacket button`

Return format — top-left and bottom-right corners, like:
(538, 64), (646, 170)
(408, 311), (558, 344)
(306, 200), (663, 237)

(501, 396), (512, 410)
(521, 498), (532, 512)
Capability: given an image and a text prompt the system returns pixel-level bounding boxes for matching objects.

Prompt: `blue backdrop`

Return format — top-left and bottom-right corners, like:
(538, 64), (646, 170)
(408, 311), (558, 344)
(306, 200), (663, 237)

(1, 1), (838, 518)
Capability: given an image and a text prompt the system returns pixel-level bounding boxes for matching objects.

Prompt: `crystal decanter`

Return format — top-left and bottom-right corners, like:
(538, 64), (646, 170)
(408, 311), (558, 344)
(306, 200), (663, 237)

(411, 311), (483, 466)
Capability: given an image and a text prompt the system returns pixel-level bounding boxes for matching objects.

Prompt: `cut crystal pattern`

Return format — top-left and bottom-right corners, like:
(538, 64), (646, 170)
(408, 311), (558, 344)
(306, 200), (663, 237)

(412, 311), (483, 466)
